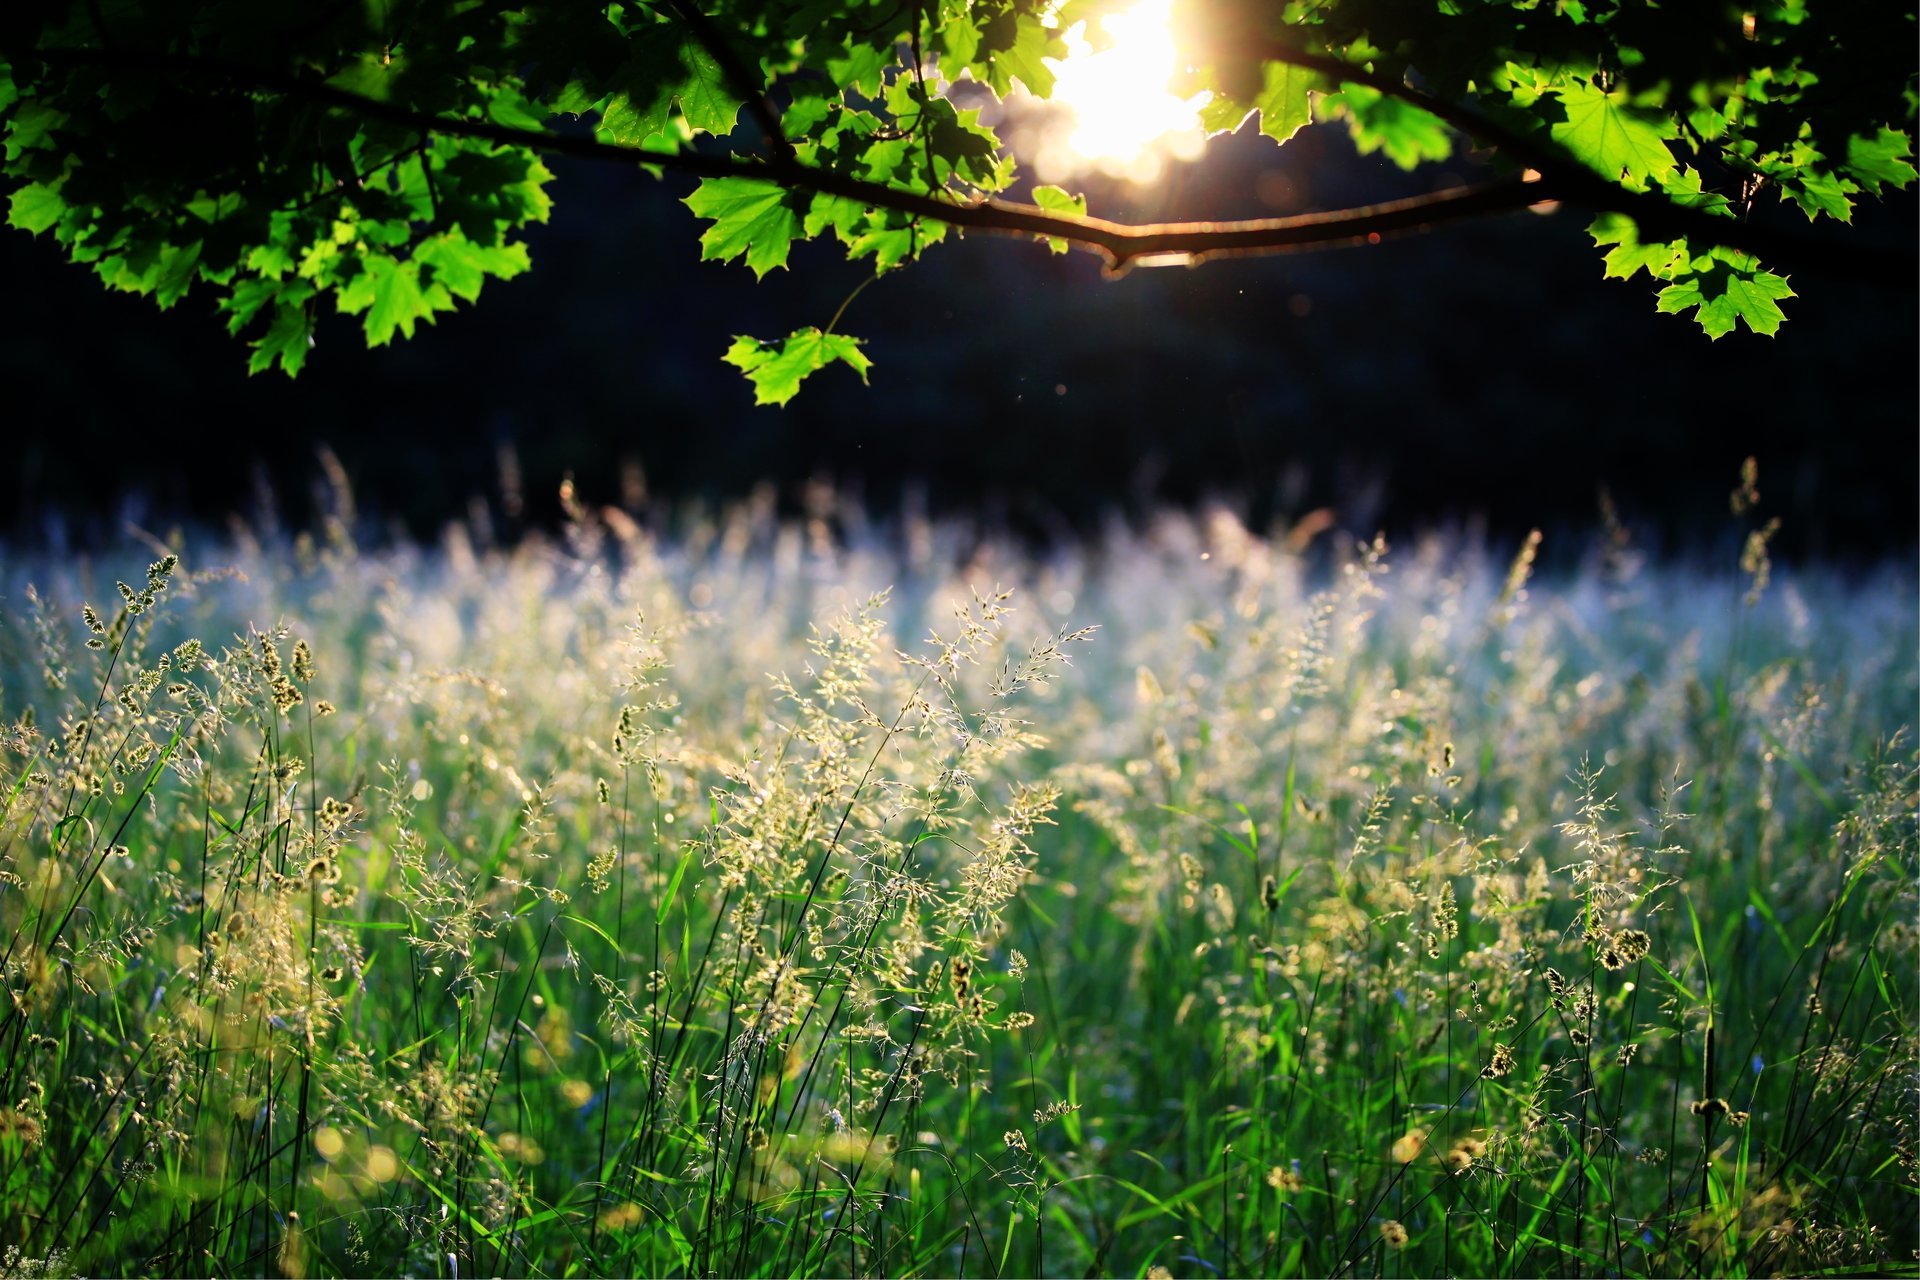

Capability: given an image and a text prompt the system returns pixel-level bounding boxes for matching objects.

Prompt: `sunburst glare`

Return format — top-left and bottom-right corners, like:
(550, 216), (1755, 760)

(1028, 0), (1211, 184)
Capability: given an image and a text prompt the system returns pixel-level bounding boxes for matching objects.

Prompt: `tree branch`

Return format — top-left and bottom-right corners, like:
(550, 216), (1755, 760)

(1246, 42), (1918, 286)
(32, 46), (1913, 284)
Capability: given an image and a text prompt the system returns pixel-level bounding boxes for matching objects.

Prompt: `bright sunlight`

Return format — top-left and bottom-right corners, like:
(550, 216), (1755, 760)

(1030, 0), (1211, 183)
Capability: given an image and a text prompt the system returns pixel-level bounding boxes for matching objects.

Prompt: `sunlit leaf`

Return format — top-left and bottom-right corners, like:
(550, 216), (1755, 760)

(723, 327), (872, 405)
(685, 177), (803, 277)
(1550, 81), (1677, 188)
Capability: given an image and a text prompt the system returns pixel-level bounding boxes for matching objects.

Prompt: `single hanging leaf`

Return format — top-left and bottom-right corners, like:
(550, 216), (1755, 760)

(685, 178), (804, 278)
(1655, 249), (1793, 339)
(248, 296), (315, 376)
(1550, 80), (1677, 188)
(723, 328), (872, 405)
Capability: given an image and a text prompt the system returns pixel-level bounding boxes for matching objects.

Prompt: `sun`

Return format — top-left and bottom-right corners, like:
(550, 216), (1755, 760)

(1031, 0), (1212, 184)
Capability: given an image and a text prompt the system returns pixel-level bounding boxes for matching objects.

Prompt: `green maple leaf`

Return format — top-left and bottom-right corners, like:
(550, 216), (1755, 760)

(247, 294), (315, 376)
(601, 39), (742, 145)
(4, 101), (65, 162)
(1197, 94), (1254, 135)
(1322, 84), (1451, 170)
(804, 193), (869, 240)
(979, 13), (1058, 99)
(601, 81), (673, 145)
(672, 43), (743, 136)
(337, 254), (451, 346)
(685, 178), (803, 277)
(723, 328), (872, 405)
(1254, 62), (1319, 145)
(1655, 250), (1793, 339)
(1844, 126), (1917, 196)
(1550, 81), (1677, 188)
(1587, 213), (1682, 281)
(1776, 169), (1855, 222)
(6, 180), (64, 234)
(1030, 184), (1086, 255)
(827, 41), (894, 99)
(845, 214), (948, 269)
(1656, 167), (1732, 217)
(222, 277), (282, 334)
(414, 231), (532, 302)
(149, 240), (202, 310)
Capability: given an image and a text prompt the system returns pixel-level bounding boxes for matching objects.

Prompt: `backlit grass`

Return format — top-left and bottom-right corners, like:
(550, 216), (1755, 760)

(0, 490), (1913, 1278)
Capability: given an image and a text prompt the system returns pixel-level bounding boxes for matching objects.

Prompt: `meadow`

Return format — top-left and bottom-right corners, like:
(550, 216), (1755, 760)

(0, 482), (1913, 1279)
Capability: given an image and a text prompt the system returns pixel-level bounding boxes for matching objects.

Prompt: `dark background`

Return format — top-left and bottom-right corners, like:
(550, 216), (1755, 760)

(4, 118), (1914, 558)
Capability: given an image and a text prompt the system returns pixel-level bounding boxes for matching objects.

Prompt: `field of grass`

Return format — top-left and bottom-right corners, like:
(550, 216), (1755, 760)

(0, 492), (1914, 1278)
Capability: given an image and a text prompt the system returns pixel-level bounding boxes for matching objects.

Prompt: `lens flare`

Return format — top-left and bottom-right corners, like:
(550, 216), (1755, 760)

(1031, 0), (1210, 183)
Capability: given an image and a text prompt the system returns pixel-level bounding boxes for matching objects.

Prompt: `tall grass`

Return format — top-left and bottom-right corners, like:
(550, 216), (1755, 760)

(0, 489), (1913, 1278)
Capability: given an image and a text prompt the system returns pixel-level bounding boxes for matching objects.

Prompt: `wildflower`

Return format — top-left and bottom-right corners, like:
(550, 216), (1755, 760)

(1003, 1129), (1027, 1153)
(1379, 1219), (1409, 1249)
(1033, 1100), (1081, 1126)
(1691, 1097), (1731, 1118)
(1434, 881), (1458, 939)
(292, 639), (315, 683)
(1483, 1043), (1515, 1079)
(0, 1107), (43, 1148)
(1545, 968), (1570, 1010)
(1731, 455), (1760, 515)
(1741, 519), (1781, 606)
(1266, 1164), (1304, 1192)
(1616, 930), (1652, 963)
